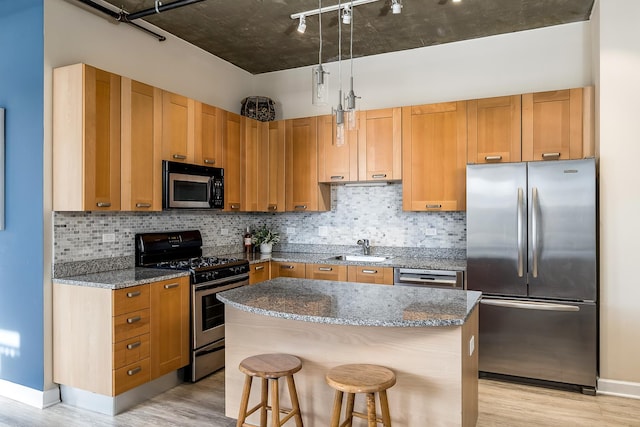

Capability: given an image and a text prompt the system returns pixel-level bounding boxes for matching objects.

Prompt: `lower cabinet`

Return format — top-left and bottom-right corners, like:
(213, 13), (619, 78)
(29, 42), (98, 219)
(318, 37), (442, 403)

(271, 261), (306, 278)
(249, 262), (270, 284)
(53, 276), (189, 396)
(305, 263), (348, 281)
(347, 266), (394, 285)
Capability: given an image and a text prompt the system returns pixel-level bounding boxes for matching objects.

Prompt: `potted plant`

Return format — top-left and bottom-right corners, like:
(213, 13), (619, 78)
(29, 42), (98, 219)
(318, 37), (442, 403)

(251, 225), (280, 254)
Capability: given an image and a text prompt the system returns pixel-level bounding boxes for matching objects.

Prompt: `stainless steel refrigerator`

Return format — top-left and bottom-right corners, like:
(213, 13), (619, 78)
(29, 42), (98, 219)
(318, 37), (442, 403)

(466, 158), (597, 394)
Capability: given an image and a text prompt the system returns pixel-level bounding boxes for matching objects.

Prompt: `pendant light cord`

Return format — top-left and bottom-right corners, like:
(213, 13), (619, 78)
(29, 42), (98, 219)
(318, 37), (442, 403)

(318, 0), (322, 65)
(350, 0), (353, 78)
(338, 0), (342, 94)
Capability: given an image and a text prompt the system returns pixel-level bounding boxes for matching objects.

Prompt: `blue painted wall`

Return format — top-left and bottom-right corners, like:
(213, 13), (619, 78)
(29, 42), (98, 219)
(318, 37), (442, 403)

(0, 0), (45, 390)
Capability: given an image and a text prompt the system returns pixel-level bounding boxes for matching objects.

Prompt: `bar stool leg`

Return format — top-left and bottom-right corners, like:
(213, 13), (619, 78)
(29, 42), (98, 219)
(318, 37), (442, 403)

(344, 393), (355, 427)
(378, 390), (392, 427)
(237, 375), (253, 427)
(286, 374), (304, 427)
(366, 393), (377, 427)
(330, 390), (344, 427)
(270, 378), (281, 427)
(260, 378), (268, 427)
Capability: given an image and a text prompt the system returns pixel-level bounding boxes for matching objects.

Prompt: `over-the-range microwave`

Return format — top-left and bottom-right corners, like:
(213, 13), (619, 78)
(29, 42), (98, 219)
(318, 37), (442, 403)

(162, 160), (224, 209)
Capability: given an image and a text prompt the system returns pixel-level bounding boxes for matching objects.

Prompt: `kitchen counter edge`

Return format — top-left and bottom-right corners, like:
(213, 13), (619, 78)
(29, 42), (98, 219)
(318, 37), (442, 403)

(53, 268), (190, 290)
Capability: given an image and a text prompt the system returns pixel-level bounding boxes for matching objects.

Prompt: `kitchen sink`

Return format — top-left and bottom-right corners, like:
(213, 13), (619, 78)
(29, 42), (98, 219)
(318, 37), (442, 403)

(329, 255), (391, 263)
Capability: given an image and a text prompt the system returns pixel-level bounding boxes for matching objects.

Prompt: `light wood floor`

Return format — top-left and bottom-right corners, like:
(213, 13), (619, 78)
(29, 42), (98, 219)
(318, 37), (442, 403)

(1, 370), (639, 426)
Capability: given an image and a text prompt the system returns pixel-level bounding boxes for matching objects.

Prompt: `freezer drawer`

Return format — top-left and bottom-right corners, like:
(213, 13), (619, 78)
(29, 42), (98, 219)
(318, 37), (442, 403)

(478, 298), (597, 391)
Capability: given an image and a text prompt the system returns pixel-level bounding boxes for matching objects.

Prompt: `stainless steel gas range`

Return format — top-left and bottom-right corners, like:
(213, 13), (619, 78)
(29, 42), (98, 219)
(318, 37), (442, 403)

(135, 230), (249, 382)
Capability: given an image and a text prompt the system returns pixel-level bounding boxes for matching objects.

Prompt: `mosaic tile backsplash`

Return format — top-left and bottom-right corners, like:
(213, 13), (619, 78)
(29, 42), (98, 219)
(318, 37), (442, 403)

(53, 184), (466, 264)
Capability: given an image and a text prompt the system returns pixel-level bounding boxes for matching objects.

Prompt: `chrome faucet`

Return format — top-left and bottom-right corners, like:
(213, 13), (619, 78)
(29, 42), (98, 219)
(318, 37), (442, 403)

(357, 239), (371, 255)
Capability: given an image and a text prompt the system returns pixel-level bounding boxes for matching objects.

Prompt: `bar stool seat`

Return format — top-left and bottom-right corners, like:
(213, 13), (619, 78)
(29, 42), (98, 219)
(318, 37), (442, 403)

(326, 364), (396, 427)
(237, 353), (304, 427)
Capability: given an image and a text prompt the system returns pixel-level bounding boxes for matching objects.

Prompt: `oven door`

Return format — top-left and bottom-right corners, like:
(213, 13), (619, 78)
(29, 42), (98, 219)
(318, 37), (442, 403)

(192, 274), (249, 350)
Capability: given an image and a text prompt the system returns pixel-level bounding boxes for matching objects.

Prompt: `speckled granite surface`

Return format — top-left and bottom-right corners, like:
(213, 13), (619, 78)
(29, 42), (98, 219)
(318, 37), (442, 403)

(217, 277), (481, 327)
(53, 268), (189, 290)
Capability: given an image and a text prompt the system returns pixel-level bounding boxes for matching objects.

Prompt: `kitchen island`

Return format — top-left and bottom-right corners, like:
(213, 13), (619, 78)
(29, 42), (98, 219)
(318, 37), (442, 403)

(218, 277), (481, 427)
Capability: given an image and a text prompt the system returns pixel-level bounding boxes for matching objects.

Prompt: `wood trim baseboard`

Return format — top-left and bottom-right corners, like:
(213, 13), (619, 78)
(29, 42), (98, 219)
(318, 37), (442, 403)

(597, 378), (640, 399)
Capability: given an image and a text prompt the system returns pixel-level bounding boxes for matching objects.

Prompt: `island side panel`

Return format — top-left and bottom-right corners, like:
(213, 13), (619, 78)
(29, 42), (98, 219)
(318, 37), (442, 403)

(225, 306), (476, 427)
(462, 306), (479, 427)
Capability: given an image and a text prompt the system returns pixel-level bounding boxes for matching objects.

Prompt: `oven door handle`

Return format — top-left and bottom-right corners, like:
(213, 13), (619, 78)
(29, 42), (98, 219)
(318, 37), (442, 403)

(194, 275), (249, 293)
(195, 339), (225, 357)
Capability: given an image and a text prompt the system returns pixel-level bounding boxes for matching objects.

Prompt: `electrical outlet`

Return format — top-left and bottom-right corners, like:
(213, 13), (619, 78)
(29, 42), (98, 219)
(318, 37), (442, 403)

(102, 233), (115, 243)
(220, 228), (229, 236)
(424, 228), (437, 236)
(287, 227), (296, 235)
(318, 226), (328, 237)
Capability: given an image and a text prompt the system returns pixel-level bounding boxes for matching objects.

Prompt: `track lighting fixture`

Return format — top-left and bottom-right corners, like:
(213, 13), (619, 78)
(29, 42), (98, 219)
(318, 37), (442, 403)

(391, 0), (402, 14)
(342, 5), (351, 24)
(312, 0), (329, 106)
(297, 15), (307, 33)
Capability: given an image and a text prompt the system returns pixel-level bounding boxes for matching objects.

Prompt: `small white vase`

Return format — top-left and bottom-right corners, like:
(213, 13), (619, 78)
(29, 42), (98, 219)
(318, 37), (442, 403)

(259, 243), (273, 254)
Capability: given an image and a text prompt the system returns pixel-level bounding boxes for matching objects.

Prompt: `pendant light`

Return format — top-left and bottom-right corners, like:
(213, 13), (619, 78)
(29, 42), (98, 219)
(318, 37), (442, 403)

(311, 0), (329, 106)
(335, 0), (346, 146)
(345, 0), (359, 130)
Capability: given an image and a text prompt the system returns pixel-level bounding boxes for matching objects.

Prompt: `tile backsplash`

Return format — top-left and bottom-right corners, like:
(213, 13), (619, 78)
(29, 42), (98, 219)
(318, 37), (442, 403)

(53, 184), (466, 264)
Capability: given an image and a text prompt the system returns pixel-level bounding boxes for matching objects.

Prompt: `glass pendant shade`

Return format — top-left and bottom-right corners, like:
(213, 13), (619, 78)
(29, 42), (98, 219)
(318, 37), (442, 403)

(346, 109), (357, 131)
(312, 65), (329, 106)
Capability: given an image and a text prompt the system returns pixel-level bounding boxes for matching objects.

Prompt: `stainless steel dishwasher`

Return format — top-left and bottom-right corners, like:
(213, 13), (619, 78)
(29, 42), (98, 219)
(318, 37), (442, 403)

(393, 268), (464, 289)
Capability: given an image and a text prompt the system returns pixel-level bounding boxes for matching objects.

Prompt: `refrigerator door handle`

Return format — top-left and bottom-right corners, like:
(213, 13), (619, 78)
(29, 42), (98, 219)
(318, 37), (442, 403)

(531, 186), (539, 278)
(517, 187), (525, 277)
(480, 298), (580, 312)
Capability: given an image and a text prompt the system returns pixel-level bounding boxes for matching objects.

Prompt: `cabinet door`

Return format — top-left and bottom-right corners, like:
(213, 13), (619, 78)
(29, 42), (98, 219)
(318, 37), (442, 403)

(150, 277), (190, 379)
(522, 88), (592, 161)
(285, 116), (330, 212)
(271, 261), (306, 278)
(195, 102), (223, 167)
(263, 120), (286, 212)
(223, 110), (243, 211)
(347, 266), (393, 285)
(358, 108), (402, 181)
(249, 262), (270, 284)
(306, 263), (348, 281)
(121, 79), (162, 211)
(53, 63), (121, 211)
(162, 91), (195, 163)
(318, 114), (358, 183)
(467, 95), (521, 164)
(241, 117), (267, 212)
(402, 102), (467, 211)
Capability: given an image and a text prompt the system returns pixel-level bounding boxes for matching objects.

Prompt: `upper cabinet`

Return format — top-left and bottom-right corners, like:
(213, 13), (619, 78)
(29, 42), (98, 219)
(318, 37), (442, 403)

(162, 91), (195, 163)
(318, 114), (359, 183)
(285, 116), (330, 212)
(358, 108), (402, 182)
(522, 87), (594, 161)
(194, 102), (224, 168)
(241, 116), (265, 212)
(120, 78), (162, 211)
(53, 63), (121, 211)
(223, 111), (243, 212)
(402, 102), (467, 212)
(467, 95), (522, 164)
(264, 120), (286, 212)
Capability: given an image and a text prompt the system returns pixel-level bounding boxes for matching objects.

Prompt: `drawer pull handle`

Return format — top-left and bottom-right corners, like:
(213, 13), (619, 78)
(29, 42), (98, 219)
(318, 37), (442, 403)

(372, 174), (387, 179)
(268, 204), (278, 211)
(96, 202), (111, 208)
(230, 204), (240, 210)
(426, 204), (442, 209)
(204, 159), (216, 165)
(542, 152), (561, 160)
(281, 265), (295, 270)
(485, 155), (502, 161)
(318, 267), (333, 271)
(362, 269), (378, 274)
(330, 176), (344, 180)
(294, 205), (307, 210)
(127, 316), (141, 324)
(127, 341), (141, 350)
(255, 265), (265, 271)
(127, 366), (142, 376)
(126, 291), (141, 298)
(164, 283), (179, 289)
(135, 203), (151, 208)
(172, 154), (187, 160)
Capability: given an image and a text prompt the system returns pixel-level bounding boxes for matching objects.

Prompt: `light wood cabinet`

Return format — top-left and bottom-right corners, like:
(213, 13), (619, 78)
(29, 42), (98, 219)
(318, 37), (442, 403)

(402, 102), (467, 211)
(223, 111), (243, 211)
(318, 114), (359, 183)
(53, 276), (189, 397)
(467, 95), (521, 164)
(120, 78), (162, 211)
(347, 266), (394, 285)
(241, 117), (268, 212)
(249, 262), (270, 284)
(285, 116), (331, 212)
(53, 63), (121, 211)
(195, 102), (224, 167)
(162, 91), (195, 163)
(271, 261), (306, 278)
(262, 120), (286, 212)
(522, 87), (594, 161)
(305, 263), (348, 281)
(358, 108), (402, 182)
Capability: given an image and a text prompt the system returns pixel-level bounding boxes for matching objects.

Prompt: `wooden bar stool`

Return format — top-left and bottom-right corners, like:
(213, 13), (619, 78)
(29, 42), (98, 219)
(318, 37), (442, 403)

(237, 353), (304, 427)
(325, 364), (396, 427)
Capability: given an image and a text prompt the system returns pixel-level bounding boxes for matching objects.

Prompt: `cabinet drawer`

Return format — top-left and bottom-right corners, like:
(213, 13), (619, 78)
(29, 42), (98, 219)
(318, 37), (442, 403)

(113, 334), (150, 370)
(113, 285), (150, 316)
(113, 309), (150, 342)
(272, 261), (306, 278)
(348, 266), (394, 285)
(306, 264), (347, 281)
(249, 262), (270, 285)
(113, 358), (150, 395)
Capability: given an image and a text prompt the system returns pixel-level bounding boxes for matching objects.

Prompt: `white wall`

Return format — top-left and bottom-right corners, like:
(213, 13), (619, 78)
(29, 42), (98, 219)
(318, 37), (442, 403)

(255, 22), (592, 120)
(594, 0), (640, 394)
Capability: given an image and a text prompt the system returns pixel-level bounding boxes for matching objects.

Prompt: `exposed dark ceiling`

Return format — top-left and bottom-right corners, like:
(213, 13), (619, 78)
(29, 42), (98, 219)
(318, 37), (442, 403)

(87, 0), (594, 75)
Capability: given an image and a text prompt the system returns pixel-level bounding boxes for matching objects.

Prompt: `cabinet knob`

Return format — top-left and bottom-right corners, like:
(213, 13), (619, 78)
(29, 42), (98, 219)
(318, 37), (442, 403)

(230, 204), (240, 210)
(136, 203), (151, 208)
(127, 341), (142, 350)
(542, 152), (561, 160)
(294, 205), (307, 210)
(362, 269), (378, 274)
(318, 267), (333, 271)
(281, 265), (295, 270)
(371, 174), (387, 179)
(126, 291), (141, 298)
(96, 202), (111, 208)
(127, 316), (141, 324)
(268, 204), (278, 211)
(204, 159), (216, 165)
(164, 283), (179, 289)
(127, 366), (142, 376)
(330, 176), (345, 180)
(426, 204), (442, 209)
(255, 265), (265, 271)
(485, 155), (502, 161)
(172, 154), (187, 160)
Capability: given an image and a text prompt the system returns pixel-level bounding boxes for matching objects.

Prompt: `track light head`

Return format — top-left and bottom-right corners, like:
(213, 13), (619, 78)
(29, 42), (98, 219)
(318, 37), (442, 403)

(391, 0), (402, 14)
(342, 6), (351, 24)
(297, 15), (307, 33)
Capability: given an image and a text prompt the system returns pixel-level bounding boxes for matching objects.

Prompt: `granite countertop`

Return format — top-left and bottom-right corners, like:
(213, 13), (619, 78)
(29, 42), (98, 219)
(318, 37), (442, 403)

(217, 277), (481, 327)
(53, 268), (189, 290)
